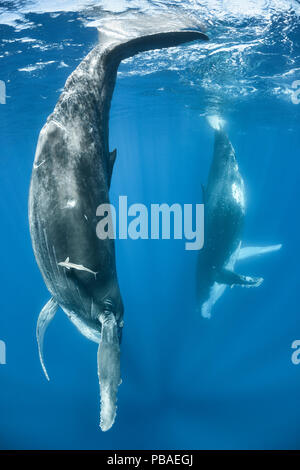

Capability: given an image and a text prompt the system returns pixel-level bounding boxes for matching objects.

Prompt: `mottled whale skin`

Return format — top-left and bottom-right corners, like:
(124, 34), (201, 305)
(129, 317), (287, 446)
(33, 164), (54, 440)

(28, 23), (208, 431)
(197, 117), (281, 319)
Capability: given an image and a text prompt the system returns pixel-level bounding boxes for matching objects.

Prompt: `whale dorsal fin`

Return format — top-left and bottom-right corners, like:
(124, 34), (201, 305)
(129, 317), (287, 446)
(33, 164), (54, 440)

(216, 269), (264, 288)
(109, 149), (117, 169)
(36, 297), (58, 381)
(65, 257), (70, 263)
(108, 149), (117, 188)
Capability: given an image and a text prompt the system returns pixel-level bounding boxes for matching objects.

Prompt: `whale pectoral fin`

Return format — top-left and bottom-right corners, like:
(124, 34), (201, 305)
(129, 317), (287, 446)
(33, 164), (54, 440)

(216, 269), (264, 288)
(36, 297), (58, 381)
(108, 149), (117, 188)
(238, 244), (282, 261)
(97, 312), (121, 432)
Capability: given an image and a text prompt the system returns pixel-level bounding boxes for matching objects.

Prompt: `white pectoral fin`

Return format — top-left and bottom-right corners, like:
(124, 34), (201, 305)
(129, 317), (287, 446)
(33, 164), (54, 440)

(97, 312), (121, 432)
(238, 244), (282, 261)
(36, 297), (58, 381)
(201, 282), (227, 319)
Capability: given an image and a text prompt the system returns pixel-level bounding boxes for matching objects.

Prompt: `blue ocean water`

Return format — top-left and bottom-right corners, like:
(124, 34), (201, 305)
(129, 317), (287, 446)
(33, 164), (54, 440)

(0, 1), (300, 450)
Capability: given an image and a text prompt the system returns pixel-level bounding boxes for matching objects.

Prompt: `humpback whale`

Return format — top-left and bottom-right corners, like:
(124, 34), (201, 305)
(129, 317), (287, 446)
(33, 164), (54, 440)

(28, 17), (209, 431)
(197, 116), (281, 319)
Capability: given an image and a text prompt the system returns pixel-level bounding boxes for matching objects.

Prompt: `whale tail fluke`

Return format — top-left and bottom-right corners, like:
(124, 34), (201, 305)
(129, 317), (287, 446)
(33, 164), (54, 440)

(98, 13), (208, 65)
(36, 297), (58, 381)
(97, 312), (121, 432)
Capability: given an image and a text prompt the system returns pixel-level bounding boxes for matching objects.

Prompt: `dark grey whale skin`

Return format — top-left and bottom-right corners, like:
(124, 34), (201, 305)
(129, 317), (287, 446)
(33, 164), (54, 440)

(29, 31), (208, 338)
(28, 29), (209, 429)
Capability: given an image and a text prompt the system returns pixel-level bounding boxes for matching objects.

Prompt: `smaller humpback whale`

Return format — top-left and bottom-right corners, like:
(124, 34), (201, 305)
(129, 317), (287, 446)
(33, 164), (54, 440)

(197, 116), (281, 319)
(29, 15), (209, 431)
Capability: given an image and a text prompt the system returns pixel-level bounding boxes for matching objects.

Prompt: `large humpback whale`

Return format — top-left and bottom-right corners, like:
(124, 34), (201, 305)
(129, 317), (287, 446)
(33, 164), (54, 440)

(197, 116), (281, 319)
(28, 17), (208, 431)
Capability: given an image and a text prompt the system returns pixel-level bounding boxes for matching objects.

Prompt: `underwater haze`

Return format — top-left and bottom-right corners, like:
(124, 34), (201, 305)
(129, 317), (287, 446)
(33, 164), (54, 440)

(0, 0), (300, 450)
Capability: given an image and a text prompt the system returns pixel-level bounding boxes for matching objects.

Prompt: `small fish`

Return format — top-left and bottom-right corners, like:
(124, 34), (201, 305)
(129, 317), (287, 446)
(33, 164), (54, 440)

(58, 257), (98, 279)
